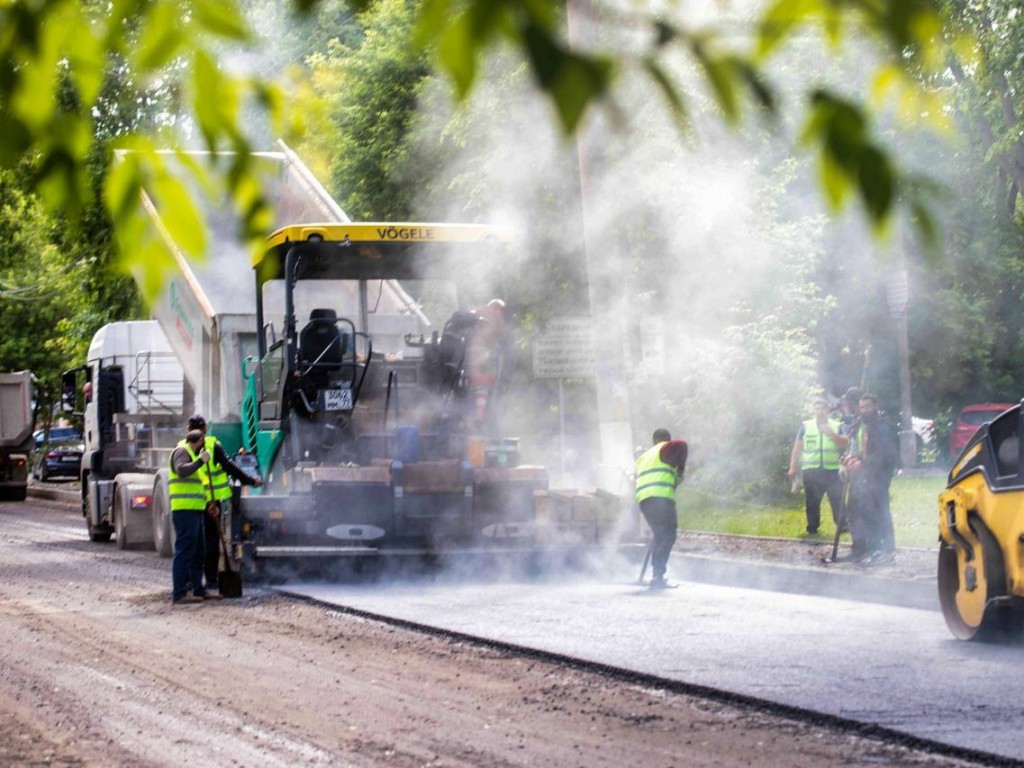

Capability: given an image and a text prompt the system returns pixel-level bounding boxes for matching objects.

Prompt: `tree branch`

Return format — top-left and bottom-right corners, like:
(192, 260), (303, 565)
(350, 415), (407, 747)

(950, 58), (1024, 212)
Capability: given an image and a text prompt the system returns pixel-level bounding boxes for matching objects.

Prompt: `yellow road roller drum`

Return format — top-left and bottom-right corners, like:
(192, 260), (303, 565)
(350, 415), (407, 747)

(938, 402), (1024, 640)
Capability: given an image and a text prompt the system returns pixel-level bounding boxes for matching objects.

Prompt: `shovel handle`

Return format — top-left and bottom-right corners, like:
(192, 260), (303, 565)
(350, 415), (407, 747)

(638, 544), (652, 584)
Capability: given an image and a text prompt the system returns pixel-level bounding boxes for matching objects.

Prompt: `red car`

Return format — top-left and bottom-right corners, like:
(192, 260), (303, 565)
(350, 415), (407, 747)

(949, 403), (1015, 459)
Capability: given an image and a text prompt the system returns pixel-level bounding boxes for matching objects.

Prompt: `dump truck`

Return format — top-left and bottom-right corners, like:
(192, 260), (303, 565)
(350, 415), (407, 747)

(938, 400), (1024, 640)
(0, 372), (35, 501)
(62, 322), (186, 544)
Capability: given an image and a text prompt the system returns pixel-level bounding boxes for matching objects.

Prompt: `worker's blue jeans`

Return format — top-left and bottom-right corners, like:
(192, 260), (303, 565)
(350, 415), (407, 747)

(639, 496), (678, 581)
(171, 509), (207, 601)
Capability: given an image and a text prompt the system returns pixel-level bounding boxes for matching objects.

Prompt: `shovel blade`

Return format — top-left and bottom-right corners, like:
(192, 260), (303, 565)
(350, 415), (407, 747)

(218, 569), (243, 598)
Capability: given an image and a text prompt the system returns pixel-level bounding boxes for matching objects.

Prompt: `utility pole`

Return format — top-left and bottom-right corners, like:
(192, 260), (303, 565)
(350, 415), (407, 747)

(566, 0), (636, 491)
(888, 235), (917, 469)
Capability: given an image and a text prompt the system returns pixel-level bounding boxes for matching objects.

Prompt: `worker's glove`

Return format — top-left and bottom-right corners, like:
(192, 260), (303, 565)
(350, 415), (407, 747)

(198, 449), (211, 464)
(252, 476), (264, 487)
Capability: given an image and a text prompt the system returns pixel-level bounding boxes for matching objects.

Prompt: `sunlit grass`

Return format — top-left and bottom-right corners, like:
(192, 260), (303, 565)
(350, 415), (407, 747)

(678, 474), (947, 549)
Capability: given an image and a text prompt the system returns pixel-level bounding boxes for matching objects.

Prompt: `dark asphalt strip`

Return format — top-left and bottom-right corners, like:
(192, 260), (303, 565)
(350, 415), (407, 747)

(279, 587), (1020, 768)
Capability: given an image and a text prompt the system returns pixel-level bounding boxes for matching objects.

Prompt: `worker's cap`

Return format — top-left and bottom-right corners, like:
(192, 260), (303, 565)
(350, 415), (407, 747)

(844, 387), (863, 402)
(812, 397), (828, 407)
(187, 413), (207, 431)
(185, 429), (205, 445)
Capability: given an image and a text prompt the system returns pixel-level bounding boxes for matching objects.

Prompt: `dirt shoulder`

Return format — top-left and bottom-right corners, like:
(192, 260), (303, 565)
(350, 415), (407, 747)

(0, 500), (968, 767)
(678, 529), (937, 583)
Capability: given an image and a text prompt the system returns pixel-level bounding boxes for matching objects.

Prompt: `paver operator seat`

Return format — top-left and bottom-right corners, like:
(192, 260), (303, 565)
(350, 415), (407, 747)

(299, 308), (347, 373)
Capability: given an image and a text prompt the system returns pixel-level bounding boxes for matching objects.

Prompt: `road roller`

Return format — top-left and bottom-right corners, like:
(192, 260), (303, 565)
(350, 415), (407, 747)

(938, 401), (1024, 640)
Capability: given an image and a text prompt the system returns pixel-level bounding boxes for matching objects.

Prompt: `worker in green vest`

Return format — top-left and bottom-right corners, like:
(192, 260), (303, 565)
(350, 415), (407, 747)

(169, 429), (213, 605)
(187, 414), (263, 596)
(787, 397), (849, 534)
(634, 428), (688, 590)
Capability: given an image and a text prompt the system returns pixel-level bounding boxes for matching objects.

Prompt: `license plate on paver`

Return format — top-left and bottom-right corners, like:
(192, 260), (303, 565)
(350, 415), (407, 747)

(323, 388), (353, 411)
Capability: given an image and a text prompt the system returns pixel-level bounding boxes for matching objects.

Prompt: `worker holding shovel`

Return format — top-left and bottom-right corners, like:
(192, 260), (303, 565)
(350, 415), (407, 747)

(188, 414), (263, 597)
(634, 428), (688, 590)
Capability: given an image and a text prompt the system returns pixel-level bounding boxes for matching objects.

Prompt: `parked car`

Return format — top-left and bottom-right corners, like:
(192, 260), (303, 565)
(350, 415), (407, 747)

(32, 426), (83, 482)
(948, 403), (1015, 459)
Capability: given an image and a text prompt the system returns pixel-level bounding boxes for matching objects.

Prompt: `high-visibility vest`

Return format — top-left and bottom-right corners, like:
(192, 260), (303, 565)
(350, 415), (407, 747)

(204, 435), (232, 502)
(168, 441), (209, 513)
(800, 419), (842, 470)
(635, 442), (677, 503)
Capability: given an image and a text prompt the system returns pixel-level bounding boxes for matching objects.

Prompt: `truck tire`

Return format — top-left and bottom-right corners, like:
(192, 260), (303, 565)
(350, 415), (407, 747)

(152, 472), (173, 558)
(80, 471), (112, 542)
(0, 486), (27, 502)
(88, 505), (113, 541)
(114, 487), (131, 550)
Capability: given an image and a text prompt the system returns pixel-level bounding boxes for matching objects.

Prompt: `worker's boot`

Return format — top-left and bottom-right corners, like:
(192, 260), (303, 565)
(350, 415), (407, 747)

(649, 577), (679, 590)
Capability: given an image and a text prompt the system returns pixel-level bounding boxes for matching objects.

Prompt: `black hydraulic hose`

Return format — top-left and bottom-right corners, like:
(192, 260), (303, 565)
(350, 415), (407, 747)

(383, 370), (398, 432)
(355, 337), (372, 403)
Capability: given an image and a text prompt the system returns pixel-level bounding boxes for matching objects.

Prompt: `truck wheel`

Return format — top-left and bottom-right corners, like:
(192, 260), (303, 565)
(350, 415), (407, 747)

(152, 473), (173, 558)
(0, 486), (27, 502)
(114, 489), (131, 550)
(88, 525), (112, 543)
(80, 471), (111, 542)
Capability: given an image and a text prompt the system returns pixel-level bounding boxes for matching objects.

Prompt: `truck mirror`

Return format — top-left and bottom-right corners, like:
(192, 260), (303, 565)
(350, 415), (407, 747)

(60, 372), (77, 413)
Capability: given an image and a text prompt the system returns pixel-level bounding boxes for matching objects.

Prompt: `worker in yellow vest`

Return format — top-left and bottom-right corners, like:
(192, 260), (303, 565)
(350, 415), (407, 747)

(169, 429), (213, 605)
(634, 428), (688, 590)
(787, 397), (849, 534)
(187, 414), (263, 596)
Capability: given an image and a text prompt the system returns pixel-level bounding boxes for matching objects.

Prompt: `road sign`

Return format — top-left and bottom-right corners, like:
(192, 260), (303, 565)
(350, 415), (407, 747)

(533, 317), (595, 378)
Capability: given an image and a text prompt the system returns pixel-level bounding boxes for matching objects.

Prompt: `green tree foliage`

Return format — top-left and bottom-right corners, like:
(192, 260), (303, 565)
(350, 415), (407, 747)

(942, 0), (1024, 219)
(782, 0), (1024, 449)
(408, 0), (950, 240)
(305, 0), (431, 219)
(0, 166), (139, 414)
(908, 129), (1024, 413)
(0, 0), (297, 307)
(0, 0), (956, 297)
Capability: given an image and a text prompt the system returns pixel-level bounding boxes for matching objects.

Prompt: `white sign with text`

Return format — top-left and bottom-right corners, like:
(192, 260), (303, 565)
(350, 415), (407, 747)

(533, 317), (596, 378)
